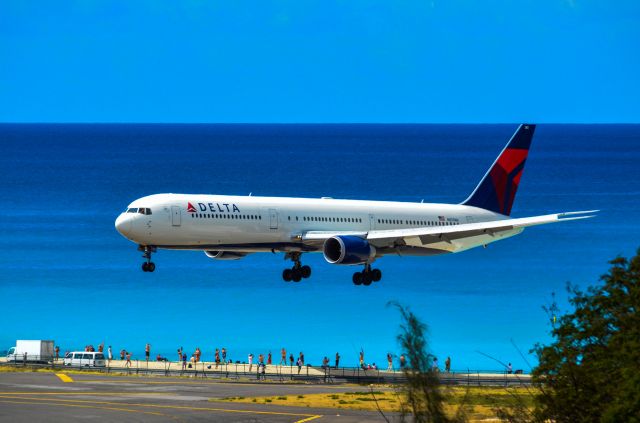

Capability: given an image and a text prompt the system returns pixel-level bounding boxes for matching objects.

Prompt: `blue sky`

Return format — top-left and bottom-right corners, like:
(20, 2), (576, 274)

(1, 1), (639, 123)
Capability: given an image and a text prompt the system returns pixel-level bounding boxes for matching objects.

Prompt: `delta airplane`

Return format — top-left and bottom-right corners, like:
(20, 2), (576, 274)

(115, 124), (595, 285)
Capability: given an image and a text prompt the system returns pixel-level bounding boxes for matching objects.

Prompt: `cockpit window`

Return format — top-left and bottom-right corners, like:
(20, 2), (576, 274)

(137, 208), (152, 215)
(127, 208), (138, 213)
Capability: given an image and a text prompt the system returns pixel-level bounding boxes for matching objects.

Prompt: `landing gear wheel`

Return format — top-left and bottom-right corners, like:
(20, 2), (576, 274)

(371, 268), (382, 282)
(284, 252), (311, 281)
(352, 272), (363, 285)
(300, 265), (311, 279)
(291, 269), (302, 282)
(362, 272), (373, 286)
(282, 269), (293, 282)
(139, 245), (157, 273)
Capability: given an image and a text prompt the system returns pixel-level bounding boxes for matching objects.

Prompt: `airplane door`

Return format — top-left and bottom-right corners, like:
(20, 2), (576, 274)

(369, 214), (376, 230)
(269, 208), (278, 230)
(171, 206), (181, 226)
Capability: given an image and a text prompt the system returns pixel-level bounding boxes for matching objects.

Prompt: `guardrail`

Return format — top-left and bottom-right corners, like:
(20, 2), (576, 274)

(0, 356), (531, 386)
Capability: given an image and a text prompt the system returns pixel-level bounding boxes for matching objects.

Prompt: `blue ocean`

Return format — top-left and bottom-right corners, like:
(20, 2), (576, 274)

(1, 124), (638, 371)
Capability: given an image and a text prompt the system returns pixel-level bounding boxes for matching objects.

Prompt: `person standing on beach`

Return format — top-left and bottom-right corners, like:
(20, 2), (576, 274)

(387, 353), (393, 371)
(182, 352), (187, 370)
(195, 347), (201, 363)
(145, 344), (151, 362)
(335, 352), (340, 368)
(248, 353), (254, 372)
(359, 350), (365, 369)
(258, 354), (265, 377)
(215, 348), (220, 368)
(431, 357), (439, 372)
(445, 356), (451, 373)
(221, 347), (227, 363)
(322, 356), (329, 370)
(125, 352), (132, 368)
(399, 354), (406, 369)
(257, 355), (266, 380)
(120, 349), (125, 360)
(107, 346), (113, 363)
(296, 356), (302, 374)
(177, 347), (182, 362)
(289, 353), (294, 367)
(280, 348), (286, 365)
(54, 346), (60, 360)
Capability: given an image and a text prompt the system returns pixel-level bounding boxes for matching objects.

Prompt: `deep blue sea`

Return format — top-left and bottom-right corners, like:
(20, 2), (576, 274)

(1, 124), (638, 371)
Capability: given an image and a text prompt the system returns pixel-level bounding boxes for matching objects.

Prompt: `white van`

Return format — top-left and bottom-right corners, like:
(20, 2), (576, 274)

(63, 351), (106, 368)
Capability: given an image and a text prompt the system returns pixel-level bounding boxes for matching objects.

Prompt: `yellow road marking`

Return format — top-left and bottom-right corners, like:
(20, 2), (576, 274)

(0, 399), (177, 419)
(55, 373), (73, 383)
(0, 394), (322, 419)
(294, 416), (323, 423)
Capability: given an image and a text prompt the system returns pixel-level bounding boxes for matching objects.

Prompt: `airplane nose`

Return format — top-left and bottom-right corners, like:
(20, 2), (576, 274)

(115, 214), (132, 237)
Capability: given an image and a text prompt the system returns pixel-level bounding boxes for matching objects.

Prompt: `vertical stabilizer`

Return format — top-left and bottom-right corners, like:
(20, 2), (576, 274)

(462, 124), (536, 216)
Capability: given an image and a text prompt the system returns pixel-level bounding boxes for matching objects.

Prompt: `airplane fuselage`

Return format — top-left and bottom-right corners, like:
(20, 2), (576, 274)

(116, 193), (519, 257)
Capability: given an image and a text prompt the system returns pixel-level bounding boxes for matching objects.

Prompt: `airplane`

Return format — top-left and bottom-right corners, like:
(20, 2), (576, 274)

(115, 124), (596, 285)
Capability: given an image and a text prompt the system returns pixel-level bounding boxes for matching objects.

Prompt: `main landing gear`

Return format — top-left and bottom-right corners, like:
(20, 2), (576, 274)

(139, 245), (157, 272)
(282, 252), (311, 283)
(352, 264), (382, 286)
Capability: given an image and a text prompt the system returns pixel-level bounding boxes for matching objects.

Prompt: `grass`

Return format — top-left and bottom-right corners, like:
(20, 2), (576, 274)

(213, 385), (539, 422)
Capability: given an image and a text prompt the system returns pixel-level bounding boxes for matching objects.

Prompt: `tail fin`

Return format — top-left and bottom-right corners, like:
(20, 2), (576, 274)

(462, 124), (536, 216)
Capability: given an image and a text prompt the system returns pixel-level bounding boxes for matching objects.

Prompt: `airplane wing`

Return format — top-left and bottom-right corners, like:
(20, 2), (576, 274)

(302, 211), (597, 252)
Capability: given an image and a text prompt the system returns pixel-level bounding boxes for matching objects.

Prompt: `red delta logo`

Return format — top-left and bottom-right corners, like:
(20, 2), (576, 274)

(187, 202), (197, 213)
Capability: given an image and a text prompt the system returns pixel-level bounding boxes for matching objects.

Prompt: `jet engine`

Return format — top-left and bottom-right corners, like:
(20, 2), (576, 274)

(323, 236), (376, 265)
(204, 251), (247, 260)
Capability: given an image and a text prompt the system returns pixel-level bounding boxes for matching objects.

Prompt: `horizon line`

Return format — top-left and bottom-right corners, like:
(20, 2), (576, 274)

(1, 121), (639, 125)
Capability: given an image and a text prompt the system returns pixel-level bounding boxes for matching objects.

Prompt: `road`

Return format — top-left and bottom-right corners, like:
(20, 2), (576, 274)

(0, 371), (394, 422)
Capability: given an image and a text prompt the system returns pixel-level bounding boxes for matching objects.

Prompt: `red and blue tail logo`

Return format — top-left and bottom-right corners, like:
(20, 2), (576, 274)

(462, 124), (535, 216)
(187, 202), (197, 213)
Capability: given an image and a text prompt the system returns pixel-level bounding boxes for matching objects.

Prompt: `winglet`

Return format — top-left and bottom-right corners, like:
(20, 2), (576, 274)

(462, 124), (536, 216)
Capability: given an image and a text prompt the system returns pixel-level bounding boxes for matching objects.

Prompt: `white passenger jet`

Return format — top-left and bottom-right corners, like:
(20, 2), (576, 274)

(115, 124), (595, 285)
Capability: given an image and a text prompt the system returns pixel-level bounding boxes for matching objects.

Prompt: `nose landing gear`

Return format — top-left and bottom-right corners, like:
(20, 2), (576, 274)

(282, 252), (311, 282)
(352, 264), (382, 286)
(139, 245), (157, 272)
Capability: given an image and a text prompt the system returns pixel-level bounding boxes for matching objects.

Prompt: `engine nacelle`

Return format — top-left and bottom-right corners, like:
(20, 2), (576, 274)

(204, 251), (247, 260)
(323, 236), (376, 265)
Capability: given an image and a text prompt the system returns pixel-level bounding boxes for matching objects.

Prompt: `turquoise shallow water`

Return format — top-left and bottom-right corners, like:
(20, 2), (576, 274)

(1, 124), (638, 370)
